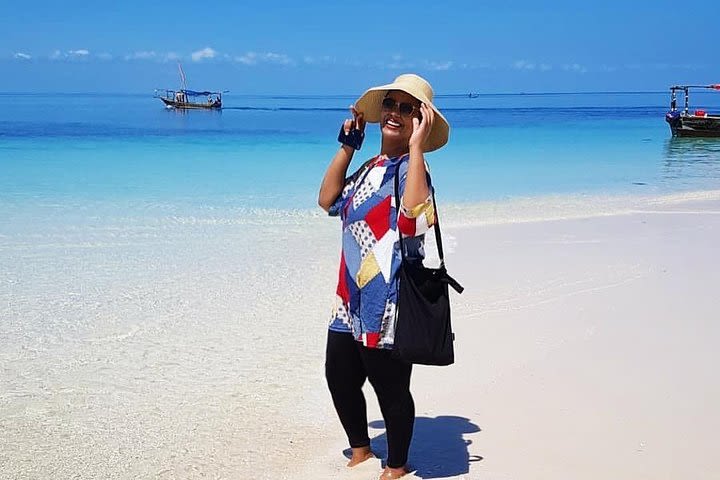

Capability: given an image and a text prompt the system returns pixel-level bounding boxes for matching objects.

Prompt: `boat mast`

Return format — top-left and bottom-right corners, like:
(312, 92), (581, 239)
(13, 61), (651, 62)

(177, 62), (187, 92)
(670, 88), (677, 112)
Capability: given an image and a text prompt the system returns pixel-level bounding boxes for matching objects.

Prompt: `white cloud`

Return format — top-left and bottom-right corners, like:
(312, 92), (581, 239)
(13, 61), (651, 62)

(385, 55), (415, 70)
(385, 56), (460, 71)
(562, 63), (588, 74)
(622, 62), (705, 72)
(235, 51), (294, 66)
(513, 60), (536, 71)
(264, 52), (293, 65)
(68, 49), (90, 57)
(512, 60), (553, 72)
(14, 52), (31, 60)
(304, 55), (334, 65)
(425, 60), (453, 71)
(387, 61), (416, 69)
(49, 49), (90, 60)
(125, 50), (157, 60)
(235, 52), (257, 65)
(344, 59), (364, 68)
(479, 63), (496, 69)
(191, 47), (217, 62)
(97, 52), (113, 60)
(164, 52), (180, 62)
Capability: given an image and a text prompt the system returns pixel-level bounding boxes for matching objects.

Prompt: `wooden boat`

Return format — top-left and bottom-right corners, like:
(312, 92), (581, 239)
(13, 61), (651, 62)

(155, 63), (224, 110)
(665, 84), (720, 137)
(156, 89), (222, 109)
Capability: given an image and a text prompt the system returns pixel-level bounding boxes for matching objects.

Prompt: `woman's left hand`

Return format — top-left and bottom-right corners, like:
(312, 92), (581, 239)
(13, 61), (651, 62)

(408, 102), (434, 151)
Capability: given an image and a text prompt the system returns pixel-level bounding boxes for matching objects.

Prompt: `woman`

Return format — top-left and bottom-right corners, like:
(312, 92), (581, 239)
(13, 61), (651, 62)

(318, 74), (450, 480)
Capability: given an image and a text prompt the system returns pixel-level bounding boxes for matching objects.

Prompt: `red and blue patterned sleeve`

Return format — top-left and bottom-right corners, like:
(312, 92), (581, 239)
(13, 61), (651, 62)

(397, 168), (435, 238)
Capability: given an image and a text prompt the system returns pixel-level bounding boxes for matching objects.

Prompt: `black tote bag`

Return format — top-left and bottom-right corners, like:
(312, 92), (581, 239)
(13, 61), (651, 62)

(393, 171), (464, 366)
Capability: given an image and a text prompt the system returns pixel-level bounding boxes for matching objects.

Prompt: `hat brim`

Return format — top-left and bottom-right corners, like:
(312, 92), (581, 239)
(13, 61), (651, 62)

(354, 83), (450, 153)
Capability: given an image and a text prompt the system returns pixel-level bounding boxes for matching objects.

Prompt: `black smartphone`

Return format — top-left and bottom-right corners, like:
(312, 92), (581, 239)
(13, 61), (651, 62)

(338, 125), (364, 150)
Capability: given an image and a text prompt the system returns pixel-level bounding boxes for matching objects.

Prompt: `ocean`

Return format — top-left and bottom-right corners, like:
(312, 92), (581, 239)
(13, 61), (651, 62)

(1, 91), (720, 478)
(3, 91), (720, 229)
(3, 92), (720, 209)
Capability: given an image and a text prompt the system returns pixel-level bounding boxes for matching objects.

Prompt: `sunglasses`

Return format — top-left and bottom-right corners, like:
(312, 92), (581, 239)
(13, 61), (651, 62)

(381, 97), (421, 117)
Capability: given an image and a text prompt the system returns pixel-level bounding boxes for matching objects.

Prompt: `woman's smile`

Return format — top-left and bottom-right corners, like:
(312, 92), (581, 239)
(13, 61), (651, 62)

(383, 116), (404, 130)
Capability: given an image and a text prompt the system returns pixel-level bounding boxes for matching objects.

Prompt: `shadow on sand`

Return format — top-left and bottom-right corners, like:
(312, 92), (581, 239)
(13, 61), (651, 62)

(368, 415), (482, 479)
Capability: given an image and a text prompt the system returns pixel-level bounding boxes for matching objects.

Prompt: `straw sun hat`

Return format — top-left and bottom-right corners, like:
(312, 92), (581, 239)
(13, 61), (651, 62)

(355, 73), (450, 152)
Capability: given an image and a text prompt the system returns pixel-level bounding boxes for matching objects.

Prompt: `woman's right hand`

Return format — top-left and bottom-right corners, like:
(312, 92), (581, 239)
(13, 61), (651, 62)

(320, 106), (364, 211)
(343, 105), (366, 135)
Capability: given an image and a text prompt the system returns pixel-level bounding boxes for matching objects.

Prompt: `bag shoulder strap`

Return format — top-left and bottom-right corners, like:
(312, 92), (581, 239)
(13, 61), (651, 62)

(393, 162), (445, 267)
(393, 161), (464, 294)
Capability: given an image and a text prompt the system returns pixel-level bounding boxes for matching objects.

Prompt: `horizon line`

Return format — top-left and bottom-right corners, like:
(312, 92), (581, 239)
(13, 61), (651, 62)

(0, 90), (673, 97)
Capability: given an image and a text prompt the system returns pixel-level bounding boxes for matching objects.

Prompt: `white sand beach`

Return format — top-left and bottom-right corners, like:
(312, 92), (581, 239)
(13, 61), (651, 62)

(307, 195), (720, 480)
(2, 193), (719, 479)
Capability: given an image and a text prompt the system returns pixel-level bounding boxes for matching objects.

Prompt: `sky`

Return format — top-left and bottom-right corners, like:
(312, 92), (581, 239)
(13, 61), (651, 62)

(1, 0), (719, 94)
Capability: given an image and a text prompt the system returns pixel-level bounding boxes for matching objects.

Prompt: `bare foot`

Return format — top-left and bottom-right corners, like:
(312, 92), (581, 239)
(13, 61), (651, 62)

(379, 466), (408, 479)
(347, 446), (374, 467)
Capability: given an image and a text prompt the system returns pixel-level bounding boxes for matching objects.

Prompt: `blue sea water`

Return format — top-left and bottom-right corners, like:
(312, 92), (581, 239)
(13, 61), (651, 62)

(2, 91), (720, 215)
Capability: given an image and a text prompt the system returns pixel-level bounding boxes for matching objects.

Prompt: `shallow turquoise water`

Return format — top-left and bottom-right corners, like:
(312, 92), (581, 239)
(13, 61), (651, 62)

(2, 92), (720, 213)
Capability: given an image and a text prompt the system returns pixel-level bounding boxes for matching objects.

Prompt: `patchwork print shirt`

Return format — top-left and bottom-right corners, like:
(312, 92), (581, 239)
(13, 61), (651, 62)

(328, 153), (435, 349)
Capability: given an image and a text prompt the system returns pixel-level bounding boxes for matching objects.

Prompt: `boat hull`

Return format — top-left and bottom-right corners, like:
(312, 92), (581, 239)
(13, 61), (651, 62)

(160, 98), (221, 109)
(666, 112), (720, 137)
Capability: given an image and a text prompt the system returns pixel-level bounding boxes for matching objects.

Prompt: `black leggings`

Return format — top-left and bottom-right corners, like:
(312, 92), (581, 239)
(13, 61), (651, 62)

(325, 330), (415, 468)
